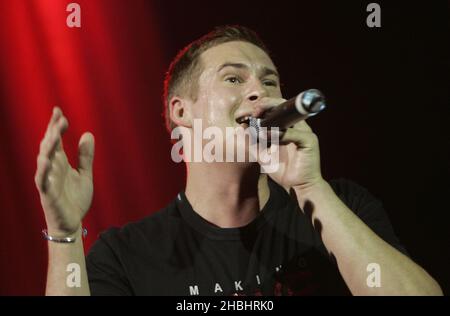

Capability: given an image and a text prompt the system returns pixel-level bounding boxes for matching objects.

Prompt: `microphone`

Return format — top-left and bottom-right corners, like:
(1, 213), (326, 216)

(247, 89), (326, 135)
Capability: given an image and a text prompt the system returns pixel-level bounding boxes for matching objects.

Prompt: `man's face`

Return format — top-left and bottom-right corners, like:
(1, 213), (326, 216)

(192, 41), (282, 131)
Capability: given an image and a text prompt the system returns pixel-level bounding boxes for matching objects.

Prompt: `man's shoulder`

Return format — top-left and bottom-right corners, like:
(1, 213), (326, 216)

(328, 178), (409, 256)
(97, 197), (182, 247)
(328, 178), (371, 196)
(327, 178), (382, 212)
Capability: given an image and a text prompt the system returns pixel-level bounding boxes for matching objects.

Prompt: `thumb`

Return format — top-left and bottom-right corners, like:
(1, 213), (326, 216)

(77, 132), (95, 177)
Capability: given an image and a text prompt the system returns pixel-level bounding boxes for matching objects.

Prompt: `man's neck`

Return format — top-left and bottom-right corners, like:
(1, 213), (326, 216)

(184, 162), (270, 228)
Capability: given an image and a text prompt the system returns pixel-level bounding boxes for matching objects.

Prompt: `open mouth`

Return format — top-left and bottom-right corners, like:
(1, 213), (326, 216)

(235, 115), (251, 128)
(235, 108), (274, 129)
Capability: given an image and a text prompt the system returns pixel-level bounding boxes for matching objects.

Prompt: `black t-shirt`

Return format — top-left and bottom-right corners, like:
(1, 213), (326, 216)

(86, 178), (408, 296)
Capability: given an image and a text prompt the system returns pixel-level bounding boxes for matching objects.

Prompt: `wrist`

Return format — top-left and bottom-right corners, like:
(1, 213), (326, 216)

(291, 178), (331, 208)
(292, 177), (328, 194)
(46, 224), (83, 240)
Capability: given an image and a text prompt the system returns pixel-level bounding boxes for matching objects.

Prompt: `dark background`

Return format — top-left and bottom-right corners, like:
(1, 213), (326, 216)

(0, 0), (448, 295)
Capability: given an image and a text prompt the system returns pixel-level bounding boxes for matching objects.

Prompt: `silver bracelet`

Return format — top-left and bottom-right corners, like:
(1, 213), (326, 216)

(42, 228), (87, 243)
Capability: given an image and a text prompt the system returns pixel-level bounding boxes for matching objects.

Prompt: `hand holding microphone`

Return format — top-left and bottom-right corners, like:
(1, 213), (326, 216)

(255, 90), (325, 189)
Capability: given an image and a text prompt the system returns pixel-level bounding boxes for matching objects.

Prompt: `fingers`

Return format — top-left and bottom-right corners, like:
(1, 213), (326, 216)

(262, 119), (314, 146)
(273, 120), (314, 146)
(35, 155), (51, 192)
(40, 108), (68, 159)
(35, 107), (69, 193)
(77, 132), (95, 178)
(278, 127), (318, 149)
(44, 107), (61, 139)
(49, 115), (68, 157)
(292, 120), (313, 132)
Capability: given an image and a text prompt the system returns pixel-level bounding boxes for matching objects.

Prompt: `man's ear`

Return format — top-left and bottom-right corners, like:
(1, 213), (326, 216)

(169, 96), (193, 128)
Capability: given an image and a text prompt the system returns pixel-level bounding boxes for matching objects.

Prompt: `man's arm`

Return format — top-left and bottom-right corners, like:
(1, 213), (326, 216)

(265, 112), (442, 295)
(292, 180), (443, 295)
(35, 107), (94, 295)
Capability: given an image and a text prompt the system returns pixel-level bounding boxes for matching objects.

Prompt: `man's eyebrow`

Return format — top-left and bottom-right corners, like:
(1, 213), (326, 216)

(218, 62), (279, 78)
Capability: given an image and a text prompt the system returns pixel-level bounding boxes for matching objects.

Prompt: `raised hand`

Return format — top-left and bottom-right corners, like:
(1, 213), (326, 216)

(35, 107), (95, 237)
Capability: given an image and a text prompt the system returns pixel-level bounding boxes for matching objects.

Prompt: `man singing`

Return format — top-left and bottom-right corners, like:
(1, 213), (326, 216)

(35, 25), (442, 295)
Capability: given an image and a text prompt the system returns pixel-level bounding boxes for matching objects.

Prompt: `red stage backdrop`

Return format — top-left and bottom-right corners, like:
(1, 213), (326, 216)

(0, 0), (185, 295)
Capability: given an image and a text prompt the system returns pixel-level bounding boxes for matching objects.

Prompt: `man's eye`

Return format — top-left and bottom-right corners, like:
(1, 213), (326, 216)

(225, 76), (242, 84)
(263, 80), (278, 87)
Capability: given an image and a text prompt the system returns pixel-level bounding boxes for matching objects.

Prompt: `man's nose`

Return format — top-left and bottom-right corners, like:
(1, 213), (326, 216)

(246, 86), (274, 117)
(245, 80), (268, 103)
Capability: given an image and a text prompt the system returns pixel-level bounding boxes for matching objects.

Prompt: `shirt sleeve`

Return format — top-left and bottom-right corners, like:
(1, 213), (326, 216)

(329, 178), (410, 257)
(86, 228), (134, 296)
